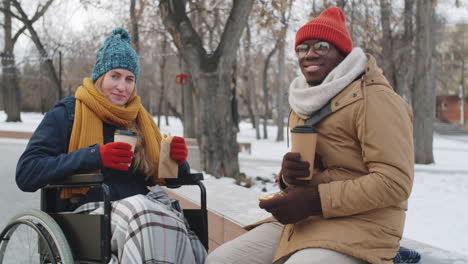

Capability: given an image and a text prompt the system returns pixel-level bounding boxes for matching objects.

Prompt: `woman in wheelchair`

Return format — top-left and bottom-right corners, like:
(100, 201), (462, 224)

(15, 28), (206, 264)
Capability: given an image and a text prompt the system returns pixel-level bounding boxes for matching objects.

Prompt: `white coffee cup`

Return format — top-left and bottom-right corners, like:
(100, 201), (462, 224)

(114, 130), (137, 166)
(290, 125), (318, 181)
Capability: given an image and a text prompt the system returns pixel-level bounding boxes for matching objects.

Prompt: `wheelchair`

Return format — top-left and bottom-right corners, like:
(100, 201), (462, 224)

(0, 173), (208, 264)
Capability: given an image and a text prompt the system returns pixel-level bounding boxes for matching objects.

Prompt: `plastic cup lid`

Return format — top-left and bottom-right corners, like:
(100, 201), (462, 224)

(115, 130), (137, 136)
(290, 125), (317, 133)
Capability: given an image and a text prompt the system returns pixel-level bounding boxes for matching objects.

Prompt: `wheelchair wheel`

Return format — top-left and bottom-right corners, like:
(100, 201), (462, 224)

(0, 209), (73, 264)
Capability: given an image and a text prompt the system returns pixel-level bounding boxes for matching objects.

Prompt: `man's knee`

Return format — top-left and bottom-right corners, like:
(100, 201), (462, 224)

(205, 222), (283, 264)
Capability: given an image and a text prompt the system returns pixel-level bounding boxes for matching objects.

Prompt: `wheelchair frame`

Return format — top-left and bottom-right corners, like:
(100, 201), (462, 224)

(1, 173), (208, 264)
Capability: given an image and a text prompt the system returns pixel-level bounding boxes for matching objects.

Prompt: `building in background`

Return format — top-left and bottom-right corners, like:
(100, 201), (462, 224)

(436, 95), (468, 124)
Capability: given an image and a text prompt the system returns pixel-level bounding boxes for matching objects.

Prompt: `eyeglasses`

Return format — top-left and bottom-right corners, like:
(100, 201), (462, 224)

(295, 41), (331, 59)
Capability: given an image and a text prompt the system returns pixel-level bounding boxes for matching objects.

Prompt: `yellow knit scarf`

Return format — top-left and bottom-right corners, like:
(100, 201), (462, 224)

(60, 77), (162, 199)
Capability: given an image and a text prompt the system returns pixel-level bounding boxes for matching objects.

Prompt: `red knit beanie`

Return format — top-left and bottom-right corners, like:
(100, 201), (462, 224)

(295, 6), (353, 55)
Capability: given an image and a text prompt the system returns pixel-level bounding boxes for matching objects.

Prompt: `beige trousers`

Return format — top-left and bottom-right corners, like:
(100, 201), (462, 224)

(205, 222), (367, 264)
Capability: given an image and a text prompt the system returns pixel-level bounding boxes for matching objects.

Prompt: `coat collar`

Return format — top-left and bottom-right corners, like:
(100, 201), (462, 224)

(330, 54), (392, 112)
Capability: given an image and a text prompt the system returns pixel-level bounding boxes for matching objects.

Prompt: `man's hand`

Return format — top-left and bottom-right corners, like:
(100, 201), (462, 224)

(281, 152), (310, 186)
(259, 186), (322, 224)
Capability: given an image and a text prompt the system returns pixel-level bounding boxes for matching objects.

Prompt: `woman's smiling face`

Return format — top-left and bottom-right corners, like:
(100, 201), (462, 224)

(101, 69), (135, 106)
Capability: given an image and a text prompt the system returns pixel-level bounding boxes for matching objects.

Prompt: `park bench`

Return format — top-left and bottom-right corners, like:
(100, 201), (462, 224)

(185, 138), (252, 171)
(185, 138), (251, 154)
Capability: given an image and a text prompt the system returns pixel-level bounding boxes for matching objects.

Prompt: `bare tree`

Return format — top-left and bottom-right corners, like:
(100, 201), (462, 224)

(239, 24), (260, 139)
(379, 0), (396, 87)
(394, 0), (414, 103)
(157, 36), (168, 126)
(160, 0), (254, 178)
(0, 0), (24, 121)
(262, 44), (278, 139)
(9, 0), (60, 109)
(180, 58), (197, 138)
(335, 0), (347, 9)
(413, 0), (436, 164)
(275, 36), (286, 142)
(130, 0), (144, 54)
(275, 0), (295, 142)
(0, 0), (54, 120)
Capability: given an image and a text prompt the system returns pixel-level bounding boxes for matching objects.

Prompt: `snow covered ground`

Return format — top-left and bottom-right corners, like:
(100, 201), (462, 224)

(1, 111), (467, 257)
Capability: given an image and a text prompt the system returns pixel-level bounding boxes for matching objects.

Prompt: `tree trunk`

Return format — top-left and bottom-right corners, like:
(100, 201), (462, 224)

(363, 2), (371, 51)
(262, 44), (278, 139)
(196, 67), (240, 177)
(276, 37), (286, 142)
(349, 0), (356, 40)
(335, 0), (347, 9)
(130, 0), (140, 54)
(164, 100), (169, 126)
(413, 0), (435, 164)
(11, 0), (61, 106)
(395, 0), (414, 103)
(275, 0), (294, 142)
(242, 24), (260, 138)
(160, 0), (254, 178)
(181, 61), (197, 138)
(157, 38), (167, 127)
(461, 36), (466, 126)
(240, 82), (256, 129)
(231, 61), (240, 132)
(1, 0), (21, 122)
(39, 62), (55, 113)
(379, 0), (396, 88)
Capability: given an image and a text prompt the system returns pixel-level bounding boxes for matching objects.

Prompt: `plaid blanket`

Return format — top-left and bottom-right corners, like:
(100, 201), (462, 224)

(73, 186), (207, 264)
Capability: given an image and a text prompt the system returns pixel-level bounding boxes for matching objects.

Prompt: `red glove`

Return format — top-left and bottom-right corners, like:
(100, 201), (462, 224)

(170, 136), (188, 166)
(99, 142), (133, 171)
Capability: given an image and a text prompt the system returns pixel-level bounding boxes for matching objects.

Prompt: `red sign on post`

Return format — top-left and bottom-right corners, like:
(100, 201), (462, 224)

(175, 74), (188, 85)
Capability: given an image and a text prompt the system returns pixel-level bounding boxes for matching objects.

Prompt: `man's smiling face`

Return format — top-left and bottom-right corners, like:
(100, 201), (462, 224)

(296, 39), (346, 86)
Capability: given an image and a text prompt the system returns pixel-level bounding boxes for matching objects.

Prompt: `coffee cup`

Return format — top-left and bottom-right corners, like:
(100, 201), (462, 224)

(290, 125), (318, 180)
(114, 130), (137, 166)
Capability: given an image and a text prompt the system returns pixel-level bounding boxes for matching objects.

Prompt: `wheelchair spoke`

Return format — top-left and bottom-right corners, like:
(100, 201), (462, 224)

(0, 221), (52, 263)
(0, 210), (73, 264)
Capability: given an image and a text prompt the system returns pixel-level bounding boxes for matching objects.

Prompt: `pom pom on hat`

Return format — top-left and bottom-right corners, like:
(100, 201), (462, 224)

(111, 27), (131, 43)
(294, 6), (353, 55)
(91, 27), (140, 83)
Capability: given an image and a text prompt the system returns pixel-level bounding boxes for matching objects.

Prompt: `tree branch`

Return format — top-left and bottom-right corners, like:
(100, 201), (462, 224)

(30, 0), (54, 23)
(0, 0), (52, 23)
(216, 0), (254, 59)
(159, 0), (205, 60)
(12, 25), (27, 46)
(0, 6), (22, 21)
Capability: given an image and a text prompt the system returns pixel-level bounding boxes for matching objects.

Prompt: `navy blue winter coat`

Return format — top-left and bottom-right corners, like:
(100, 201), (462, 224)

(16, 96), (189, 207)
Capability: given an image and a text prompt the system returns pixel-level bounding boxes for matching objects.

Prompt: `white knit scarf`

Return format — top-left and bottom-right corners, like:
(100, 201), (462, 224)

(288, 47), (368, 119)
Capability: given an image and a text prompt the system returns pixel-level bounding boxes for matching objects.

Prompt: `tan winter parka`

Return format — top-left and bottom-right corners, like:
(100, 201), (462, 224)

(254, 55), (414, 264)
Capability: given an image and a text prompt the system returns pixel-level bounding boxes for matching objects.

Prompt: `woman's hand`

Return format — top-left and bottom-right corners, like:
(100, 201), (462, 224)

(99, 142), (133, 171)
(170, 136), (188, 166)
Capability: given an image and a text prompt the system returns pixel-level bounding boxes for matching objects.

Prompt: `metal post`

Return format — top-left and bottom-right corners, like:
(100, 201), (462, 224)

(461, 84), (465, 127)
(59, 51), (62, 98)
(460, 31), (466, 127)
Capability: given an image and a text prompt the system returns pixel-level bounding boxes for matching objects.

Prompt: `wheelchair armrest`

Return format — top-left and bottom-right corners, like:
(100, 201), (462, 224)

(42, 173), (110, 217)
(50, 173), (104, 186)
(164, 173), (204, 188)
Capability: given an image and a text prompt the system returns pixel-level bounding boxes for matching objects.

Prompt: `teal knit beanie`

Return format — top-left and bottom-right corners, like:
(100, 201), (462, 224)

(92, 28), (140, 83)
